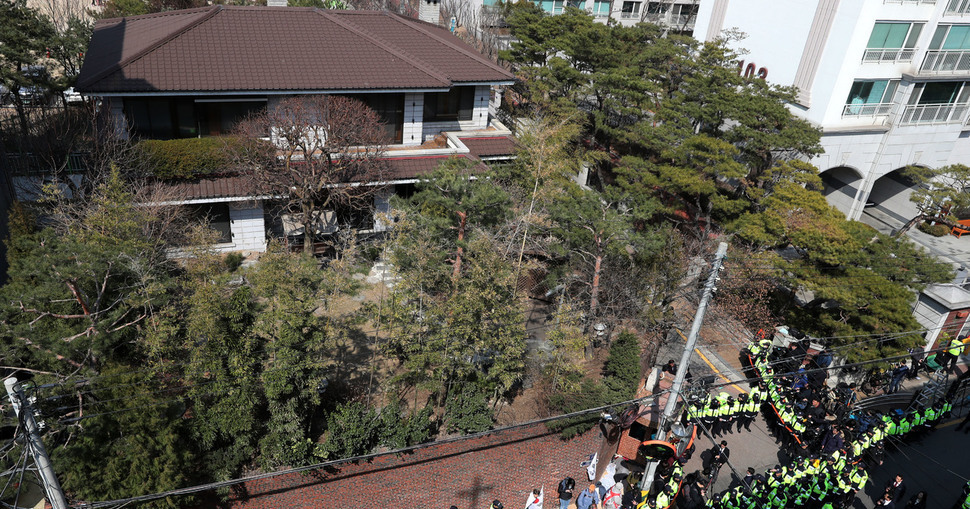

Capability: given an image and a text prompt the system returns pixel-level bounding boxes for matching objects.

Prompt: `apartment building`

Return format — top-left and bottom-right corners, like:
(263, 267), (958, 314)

(695, 0), (970, 225)
(475, 0), (698, 29)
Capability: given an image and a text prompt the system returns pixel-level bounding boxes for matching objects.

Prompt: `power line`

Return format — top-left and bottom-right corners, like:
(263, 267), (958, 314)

(71, 390), (668, 509)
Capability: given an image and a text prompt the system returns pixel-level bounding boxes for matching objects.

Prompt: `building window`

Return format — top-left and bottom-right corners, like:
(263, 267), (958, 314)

(671, 3), (697, 25)
(924, 25), (970, 72)
(124, 97), (197, 139)
(347, 93), (404, 144)
(592, 0), (610, 16)
(198, 100), (267, 137)
(620, 1), (640, 18)
(901, 81), (970, 124)
(863, 22), (924, 62)
(189, 203), (232, 244)
(947, 0), (970, 14)
(843, 80), (899, 116)
(424, 87), (474, 122)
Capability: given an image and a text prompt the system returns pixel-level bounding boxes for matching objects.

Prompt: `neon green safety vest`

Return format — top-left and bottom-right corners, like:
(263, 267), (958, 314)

(950, 338), (964, 356)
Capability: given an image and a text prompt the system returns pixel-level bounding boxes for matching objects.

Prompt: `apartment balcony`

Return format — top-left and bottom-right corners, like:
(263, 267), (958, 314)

(863, 48), (917, 63)
(921, 50), (970, 74)
(643, 11), (695, 29)
(946, 0), (970, 14)
(842, 103), (894, 117)
(899, 102), (970, 124)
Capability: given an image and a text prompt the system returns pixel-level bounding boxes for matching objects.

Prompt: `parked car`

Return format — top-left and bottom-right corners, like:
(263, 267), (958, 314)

(63, 87), (83, 104)
(19, 84), (51, 107)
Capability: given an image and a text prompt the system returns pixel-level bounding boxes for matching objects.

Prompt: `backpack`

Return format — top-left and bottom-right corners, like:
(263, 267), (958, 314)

(817, 351), (833, 368)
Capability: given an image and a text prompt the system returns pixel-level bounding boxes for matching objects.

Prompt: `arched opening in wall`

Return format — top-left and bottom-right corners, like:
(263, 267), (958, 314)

(819, 166), (863, 217)
(858, 167), (923, 235)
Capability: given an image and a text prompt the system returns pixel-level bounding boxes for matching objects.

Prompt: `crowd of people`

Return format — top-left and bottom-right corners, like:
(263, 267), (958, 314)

(478, 335), (969, 509)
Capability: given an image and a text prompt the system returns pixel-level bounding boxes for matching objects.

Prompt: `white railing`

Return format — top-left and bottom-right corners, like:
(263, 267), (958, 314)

(843, 103), (894, 117)
(899, 102), (970, 124)
(642, 12), (694, 26)
(884, 0), (935, 4)
(922, 49), (970, 73)
(863, 47), (917, 62)
(947, 0), (970, 14)
(619, 10), (640, 18)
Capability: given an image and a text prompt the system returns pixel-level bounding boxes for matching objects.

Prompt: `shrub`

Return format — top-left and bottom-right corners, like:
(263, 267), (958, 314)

(135, 136), (255, 179)
(316, 401), (380, 459)
(546, 374), (609, 439)
(916, 221), (950, 237)
(379, 401), (438, 449)
(444, 383), (494, 434)
(603, 331), (642, 399)
(224, 252), (244, 272)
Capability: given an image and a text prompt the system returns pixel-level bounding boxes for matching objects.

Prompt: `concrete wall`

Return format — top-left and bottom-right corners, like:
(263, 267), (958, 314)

(208, 200), (267, 253)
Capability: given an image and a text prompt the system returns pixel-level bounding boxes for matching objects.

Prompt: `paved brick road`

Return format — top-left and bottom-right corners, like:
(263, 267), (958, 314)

(229, 423), (602, 509)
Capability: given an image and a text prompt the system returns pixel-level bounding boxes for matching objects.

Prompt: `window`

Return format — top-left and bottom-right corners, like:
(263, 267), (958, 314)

(348, 93), (404, 144)
(592, 0), (610, 16)
(189, 203), (232, 244)
(198, 100), (266, 137)
(124, 97), (266, 139)
(901, 81), (970, 123)
(671, 3), (697, 25)
(620, 1), (640, 18)
(124, 98), (198, 139)
(424, 87), (475, 122)
(864, 22), (924, 62)
(925, 25), (970, 72)
(843, 80), (899, 116)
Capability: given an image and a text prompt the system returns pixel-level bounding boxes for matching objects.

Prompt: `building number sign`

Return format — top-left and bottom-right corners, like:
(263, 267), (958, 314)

(737, 60), (768, 80)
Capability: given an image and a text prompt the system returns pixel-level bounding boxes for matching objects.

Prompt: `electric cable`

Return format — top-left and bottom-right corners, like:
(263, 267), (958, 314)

(70, 389), (671, 509)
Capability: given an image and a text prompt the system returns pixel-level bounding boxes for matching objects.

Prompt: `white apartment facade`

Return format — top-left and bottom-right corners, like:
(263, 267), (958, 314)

(474, 0), (698, 29)
(695, 0), (970, 223)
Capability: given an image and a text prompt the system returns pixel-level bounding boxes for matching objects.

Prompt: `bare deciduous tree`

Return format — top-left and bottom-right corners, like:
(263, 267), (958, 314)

(234, 95), (389, 249)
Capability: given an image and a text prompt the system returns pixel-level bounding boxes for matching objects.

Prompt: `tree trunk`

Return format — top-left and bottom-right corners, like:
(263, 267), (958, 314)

(452, 210), (467, 279)
(590, 233), (603, 319)
(892, 213), (927, 239)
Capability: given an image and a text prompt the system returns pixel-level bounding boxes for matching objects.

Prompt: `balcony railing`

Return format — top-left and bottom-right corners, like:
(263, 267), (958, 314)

(619, 10), (640, 18)
(643, 12), (694, 26)
(922, 49), (970, 73)
(899, 102), (970, 124)
(947, 0), (970, 14)
(863, 47), (917, 62)
(884, 0), (935, 4)
(843, 103), (894, 117)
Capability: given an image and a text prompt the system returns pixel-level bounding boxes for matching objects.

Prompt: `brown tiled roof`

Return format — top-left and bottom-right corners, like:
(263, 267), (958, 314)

(459, 135), (518, 158)
(161, 156), (471, 200)
(171, 176), (257, 200)
(77, 6), (513, 94)
(384, 154), (476, 180)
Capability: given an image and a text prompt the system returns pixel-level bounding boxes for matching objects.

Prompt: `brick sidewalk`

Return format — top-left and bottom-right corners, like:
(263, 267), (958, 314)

(229, 423), (602, 509)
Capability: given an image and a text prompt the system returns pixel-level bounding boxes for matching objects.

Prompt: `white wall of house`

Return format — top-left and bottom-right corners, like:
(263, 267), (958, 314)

(207, 200), (267, 253)
(404, 92), (424, 146)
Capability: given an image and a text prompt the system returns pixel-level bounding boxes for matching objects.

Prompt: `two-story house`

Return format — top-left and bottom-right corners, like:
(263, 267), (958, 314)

(75, 5), (516, 253)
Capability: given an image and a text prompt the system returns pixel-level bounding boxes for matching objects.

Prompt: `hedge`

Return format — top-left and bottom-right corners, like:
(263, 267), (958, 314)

(135, 136), (255, 180)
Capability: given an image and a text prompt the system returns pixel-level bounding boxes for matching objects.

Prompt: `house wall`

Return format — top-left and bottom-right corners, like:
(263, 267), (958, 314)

(404, 92), (424, 146)
(208, 200), (266, 253)
(914, 293), (949, 347)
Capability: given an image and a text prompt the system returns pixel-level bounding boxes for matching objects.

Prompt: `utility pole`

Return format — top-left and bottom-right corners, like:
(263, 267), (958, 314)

(639, 241), (728, 494)
(5, 377), (68, 509)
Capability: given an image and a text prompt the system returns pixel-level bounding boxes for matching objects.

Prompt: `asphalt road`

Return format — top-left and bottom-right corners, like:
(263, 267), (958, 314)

(857, 414), (970, 509)
(677, 406), (970, 509)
